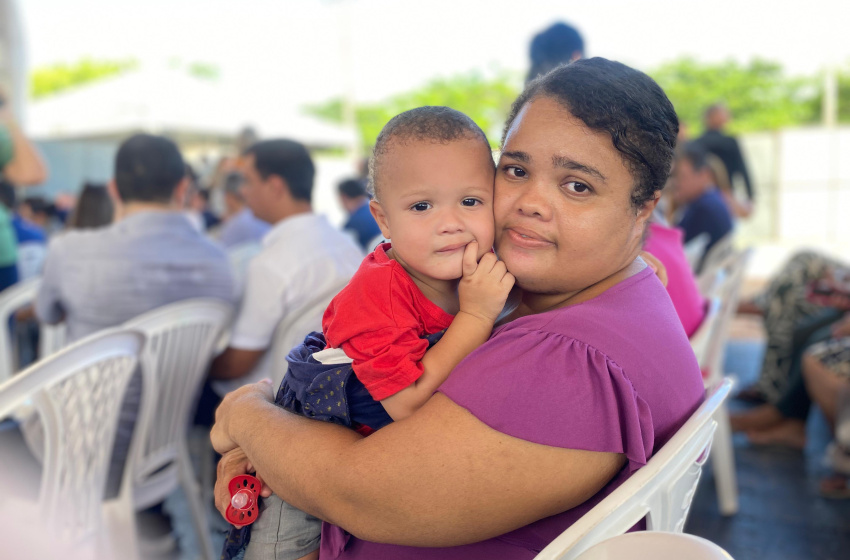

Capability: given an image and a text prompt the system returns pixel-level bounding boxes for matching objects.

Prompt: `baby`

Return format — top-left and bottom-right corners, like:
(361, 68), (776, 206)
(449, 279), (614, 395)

(225, 106), (514, 560)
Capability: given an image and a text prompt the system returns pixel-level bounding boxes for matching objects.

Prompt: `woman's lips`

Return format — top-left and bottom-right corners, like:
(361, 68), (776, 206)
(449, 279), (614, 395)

(505, 227), (554, 249)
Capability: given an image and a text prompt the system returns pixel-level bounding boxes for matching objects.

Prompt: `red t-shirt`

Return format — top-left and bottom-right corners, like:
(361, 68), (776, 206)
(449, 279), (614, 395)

(322, 243), (454, 401)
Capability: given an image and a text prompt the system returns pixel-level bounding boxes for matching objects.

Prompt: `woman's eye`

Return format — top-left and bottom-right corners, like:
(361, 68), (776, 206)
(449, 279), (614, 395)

(411, 202), (431, 212)
(565, 181), (591, 194)
(461, 198), (480, 207)
(504, 165), (527, 178)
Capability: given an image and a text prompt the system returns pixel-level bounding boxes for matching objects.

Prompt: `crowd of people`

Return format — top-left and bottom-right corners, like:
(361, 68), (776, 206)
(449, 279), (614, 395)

(0, 18), (847, 560)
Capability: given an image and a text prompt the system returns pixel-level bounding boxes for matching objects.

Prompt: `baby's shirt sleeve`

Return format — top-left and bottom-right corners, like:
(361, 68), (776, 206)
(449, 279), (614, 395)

(323, 265), (432, 401)
(439, 326), (655, 472)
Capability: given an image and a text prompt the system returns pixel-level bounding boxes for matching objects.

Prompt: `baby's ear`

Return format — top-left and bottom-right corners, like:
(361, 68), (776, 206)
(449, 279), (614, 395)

(369, 200), (391, 240)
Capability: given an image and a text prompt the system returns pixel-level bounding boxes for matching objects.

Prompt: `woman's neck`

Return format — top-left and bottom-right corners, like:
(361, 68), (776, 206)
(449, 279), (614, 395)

(511, 256), (647, 319)
(386, 247), (460, 315)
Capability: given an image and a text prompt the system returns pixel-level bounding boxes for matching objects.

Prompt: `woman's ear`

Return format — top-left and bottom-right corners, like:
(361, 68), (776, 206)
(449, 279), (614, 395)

(369, 200), (391, 240)
(635, 191), (660, 227)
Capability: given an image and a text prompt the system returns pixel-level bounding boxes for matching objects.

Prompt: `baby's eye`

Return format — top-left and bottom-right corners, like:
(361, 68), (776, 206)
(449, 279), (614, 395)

(411, 202), (432, 212)
(503, 165), (527, 178)
(461, 198), (481, 207)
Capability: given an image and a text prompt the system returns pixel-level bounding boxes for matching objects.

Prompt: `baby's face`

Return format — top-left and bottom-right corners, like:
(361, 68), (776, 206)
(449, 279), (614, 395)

(371, 137), (496, 282)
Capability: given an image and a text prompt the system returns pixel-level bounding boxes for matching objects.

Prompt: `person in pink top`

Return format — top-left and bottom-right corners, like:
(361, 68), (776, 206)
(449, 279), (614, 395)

(643, 218), (707, 337)
(211, 58), (705, 559)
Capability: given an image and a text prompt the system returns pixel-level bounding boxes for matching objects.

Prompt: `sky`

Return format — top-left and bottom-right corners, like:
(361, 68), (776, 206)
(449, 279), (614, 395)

(14, 0), (850, 109)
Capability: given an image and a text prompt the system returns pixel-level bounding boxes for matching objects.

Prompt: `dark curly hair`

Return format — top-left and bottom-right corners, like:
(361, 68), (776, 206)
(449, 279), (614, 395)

(504, 58), (679, 209)
(369, 106), (492, 199)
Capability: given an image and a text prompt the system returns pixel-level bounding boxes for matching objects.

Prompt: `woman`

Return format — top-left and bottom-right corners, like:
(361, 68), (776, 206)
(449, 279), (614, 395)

(66, 182), (114, 230)
(211, 59), (704, 559)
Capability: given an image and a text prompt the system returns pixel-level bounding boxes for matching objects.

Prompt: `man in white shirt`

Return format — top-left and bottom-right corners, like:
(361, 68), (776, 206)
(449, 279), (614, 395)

(207, 139), (362, 408)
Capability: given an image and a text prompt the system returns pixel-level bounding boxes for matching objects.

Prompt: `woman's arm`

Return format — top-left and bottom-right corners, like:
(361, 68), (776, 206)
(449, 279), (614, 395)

(0, 110), (48, 186)
(213, 382), (625, 547)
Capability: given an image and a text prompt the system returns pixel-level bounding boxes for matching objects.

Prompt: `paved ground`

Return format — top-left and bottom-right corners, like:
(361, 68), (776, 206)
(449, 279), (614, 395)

(687, 338), (850, 560)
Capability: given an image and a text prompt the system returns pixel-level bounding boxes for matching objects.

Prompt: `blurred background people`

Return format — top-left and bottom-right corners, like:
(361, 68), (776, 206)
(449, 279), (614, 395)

(65, 182), (113, 230)
(670, 142), (733, 269)
(337, 177), (380, 251)
(526, 21), (584, 83)
(695, 104), (754, 218)
(0, 177), (45, 281)
(215, 170), (270, 248)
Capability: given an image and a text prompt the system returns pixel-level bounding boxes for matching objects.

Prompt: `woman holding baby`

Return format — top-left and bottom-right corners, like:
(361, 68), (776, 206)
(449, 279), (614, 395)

(211, 58), (704, 559)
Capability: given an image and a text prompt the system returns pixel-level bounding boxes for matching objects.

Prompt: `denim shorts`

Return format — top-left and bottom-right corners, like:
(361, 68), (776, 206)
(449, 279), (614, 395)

(243, 494), (322, 560)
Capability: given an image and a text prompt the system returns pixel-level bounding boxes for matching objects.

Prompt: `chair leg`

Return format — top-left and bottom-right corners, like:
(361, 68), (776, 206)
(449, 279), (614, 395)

(179, 445), (216, 560)
(710, 402), (739, 516)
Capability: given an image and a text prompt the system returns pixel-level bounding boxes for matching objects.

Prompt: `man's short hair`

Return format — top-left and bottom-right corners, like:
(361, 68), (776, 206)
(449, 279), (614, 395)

(244, 140), (315, 203)
(527, 22), (585, 83)
(21, 196), (53, 217)
(369, 106), (492, 199)
(114, 134), (186, 203)
(338, 178), (367, 199)
(223, 171), (245, 199)
(505, 57), (679, 209)
(0, 179), (15, 210)
(677, 141), (710, 172)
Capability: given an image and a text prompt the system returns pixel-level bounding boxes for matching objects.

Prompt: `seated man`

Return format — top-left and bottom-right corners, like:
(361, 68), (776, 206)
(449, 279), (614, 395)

(32, 134), (236, 494)
(338, 177), (381, 251)
(207, 140), (362, 417)
(215, 170), (270, 249)
(671, 142), (733, 269)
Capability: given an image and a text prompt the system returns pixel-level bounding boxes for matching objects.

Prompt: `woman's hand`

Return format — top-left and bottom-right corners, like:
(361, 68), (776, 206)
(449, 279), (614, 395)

(640, 251), (668, 288)
(210, 378), (276, 455)
(215, 447), (273, 526)
(458, 241), (515, 325)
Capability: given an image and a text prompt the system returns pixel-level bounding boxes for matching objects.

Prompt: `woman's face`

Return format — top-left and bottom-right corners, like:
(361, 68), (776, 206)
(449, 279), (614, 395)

(494, 96), (652, 296)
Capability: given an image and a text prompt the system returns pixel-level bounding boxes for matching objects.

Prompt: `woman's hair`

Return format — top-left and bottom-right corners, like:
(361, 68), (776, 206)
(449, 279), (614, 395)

(67, 183), (114, 230)
(503, 57), (679, 209)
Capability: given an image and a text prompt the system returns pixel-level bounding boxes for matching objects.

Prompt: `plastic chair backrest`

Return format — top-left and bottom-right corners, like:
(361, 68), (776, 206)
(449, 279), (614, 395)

(683, 233), (710, 272)
(0, 328), (146, 546)
(269, 277), (351, 386)
(689, 296), (722, 374)
(533, 379), (733, 560)
(0, 277), (41, 384)
(123, 298), (233, 500)
(574, 532), (734, 560)
(700, 249), (751, 388)
(697, 233), (735, 279)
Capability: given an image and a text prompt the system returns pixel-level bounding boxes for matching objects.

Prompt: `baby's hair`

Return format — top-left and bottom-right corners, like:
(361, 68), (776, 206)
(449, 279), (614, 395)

(368, 106), (492, 200)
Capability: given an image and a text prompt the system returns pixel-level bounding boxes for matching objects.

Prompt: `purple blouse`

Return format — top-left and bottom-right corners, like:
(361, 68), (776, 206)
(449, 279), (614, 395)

(320, 267), (705, 559)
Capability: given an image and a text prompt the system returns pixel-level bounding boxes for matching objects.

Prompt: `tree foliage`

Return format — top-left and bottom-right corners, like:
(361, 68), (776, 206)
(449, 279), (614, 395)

(307, 58), (850, 151)
(648, 58), (821, 135)
(30, 58), (138, 99)
(305, 71), (522, 149)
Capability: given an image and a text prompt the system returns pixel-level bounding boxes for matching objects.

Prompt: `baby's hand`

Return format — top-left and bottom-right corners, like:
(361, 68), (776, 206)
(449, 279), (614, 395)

(458, 241), (515, 324)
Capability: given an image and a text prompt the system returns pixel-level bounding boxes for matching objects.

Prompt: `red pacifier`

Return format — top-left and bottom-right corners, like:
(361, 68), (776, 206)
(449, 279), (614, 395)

(225, 474), (262, 526)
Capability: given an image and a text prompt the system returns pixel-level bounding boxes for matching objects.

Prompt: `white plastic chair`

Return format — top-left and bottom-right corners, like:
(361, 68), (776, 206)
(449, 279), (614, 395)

(0, 277), (41, 384)
(0, 277), (69, 385)
(123, 298), (234, 560)
(533, 379), (733, 560)
(683, 233), (710, 272)
(0, 328), (147, 559)
(697, 233), (735, 281)
(574, 532), (734, 560)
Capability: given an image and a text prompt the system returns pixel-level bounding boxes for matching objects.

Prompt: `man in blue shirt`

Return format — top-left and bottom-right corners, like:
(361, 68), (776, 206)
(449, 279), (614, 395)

(672, 142), (733, 269)
(0, 179), (46, 280)
(338, 178), (380, 251)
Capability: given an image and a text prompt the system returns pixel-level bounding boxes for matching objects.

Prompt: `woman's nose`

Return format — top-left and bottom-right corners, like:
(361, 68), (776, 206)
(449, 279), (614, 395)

(515, 181), (551, 220)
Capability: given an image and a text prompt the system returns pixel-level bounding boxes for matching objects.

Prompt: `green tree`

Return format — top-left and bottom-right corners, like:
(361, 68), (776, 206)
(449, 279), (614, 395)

(806, 64), (850, 124)
(648, 57), (820, 134)
(305, 71), (521, 149)
(30, 58), (138, 99)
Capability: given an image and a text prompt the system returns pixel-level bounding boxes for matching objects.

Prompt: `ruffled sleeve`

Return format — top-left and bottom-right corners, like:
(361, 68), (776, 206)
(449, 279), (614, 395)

(439, 326), (654, 471)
